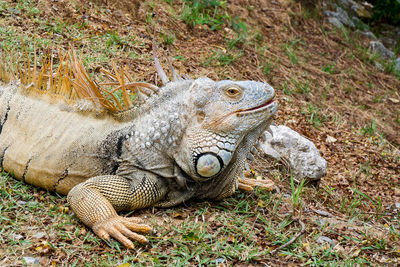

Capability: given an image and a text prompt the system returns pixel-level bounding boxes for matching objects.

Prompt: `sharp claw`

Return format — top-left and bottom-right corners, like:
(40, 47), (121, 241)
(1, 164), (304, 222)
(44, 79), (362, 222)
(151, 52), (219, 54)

(260, 133), (267, 142)
(93, 216), (150, 248)
(238, 182), (254, 191)
(244, 162), (250, 171)
(266, 126), (273, 136)
(247, 153), (255, 161)
(250, 146), (258, 155)
(95, 228), (110, 240)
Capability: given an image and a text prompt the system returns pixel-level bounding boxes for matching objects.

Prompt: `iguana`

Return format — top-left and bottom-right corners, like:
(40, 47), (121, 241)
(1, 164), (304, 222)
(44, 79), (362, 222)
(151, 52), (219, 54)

(0, 49), (277, 249)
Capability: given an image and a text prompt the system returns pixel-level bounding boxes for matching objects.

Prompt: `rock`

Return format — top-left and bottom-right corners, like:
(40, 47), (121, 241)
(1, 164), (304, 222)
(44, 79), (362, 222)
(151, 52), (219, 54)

(313, 208), (333, 217)
(12, 233), (23, 240)
(325, 6), (355, 28)
(316, 236), (336, 246)
(325, 135), (337, 143)
(260, 125), (327, 180)
(32, 232), (46, 239)
(360, 31), (376, 40)
(22, 257), (40, 265)
(328, 17), (344, 28)
(350, 2), (371, 18)
(338, 0), (351, 7)
(394, 58), (400, 72)
(374, 62), (384, 71)
(395, 187), (400, 197)
(215, 258), (225, 264)
(369, 41), (395, 60)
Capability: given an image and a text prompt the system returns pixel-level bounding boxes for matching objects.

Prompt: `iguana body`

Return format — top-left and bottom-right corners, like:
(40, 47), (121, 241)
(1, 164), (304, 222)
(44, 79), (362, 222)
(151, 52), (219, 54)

(0, 52), (277, 248)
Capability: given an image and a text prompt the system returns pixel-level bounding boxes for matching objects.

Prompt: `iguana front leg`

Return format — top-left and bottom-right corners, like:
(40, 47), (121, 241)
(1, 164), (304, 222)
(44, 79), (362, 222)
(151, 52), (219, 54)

(67, 174), (168, 248)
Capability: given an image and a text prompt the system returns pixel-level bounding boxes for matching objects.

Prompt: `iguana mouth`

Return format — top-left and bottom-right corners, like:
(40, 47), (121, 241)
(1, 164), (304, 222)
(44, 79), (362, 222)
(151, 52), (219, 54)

(235, 97), (275, 115)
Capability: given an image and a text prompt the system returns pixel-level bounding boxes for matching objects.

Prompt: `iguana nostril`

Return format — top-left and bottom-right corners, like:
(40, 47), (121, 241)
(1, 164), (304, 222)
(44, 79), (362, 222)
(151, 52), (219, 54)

(196, 153), (222, 178)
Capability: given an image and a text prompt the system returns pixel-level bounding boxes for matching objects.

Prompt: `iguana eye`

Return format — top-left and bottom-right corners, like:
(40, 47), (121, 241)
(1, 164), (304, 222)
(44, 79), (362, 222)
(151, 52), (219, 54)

(225, 87), (242, 99)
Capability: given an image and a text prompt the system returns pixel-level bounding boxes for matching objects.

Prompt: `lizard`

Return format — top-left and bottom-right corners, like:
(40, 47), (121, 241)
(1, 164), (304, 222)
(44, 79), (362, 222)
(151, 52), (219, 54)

(0, 48), (278, 249)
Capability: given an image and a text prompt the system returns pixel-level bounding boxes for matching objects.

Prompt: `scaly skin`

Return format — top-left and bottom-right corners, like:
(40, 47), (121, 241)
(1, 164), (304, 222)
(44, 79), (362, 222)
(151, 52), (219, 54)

(0, 77), (277, 248)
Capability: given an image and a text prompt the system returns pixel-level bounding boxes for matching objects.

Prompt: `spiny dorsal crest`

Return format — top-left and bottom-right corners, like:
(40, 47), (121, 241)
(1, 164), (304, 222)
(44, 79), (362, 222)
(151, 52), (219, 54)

(0, 48), (159, 120)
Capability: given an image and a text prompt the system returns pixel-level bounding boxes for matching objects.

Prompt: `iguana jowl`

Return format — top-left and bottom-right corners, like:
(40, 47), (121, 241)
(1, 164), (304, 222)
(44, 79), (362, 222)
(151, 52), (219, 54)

(0, 51), (277, 248)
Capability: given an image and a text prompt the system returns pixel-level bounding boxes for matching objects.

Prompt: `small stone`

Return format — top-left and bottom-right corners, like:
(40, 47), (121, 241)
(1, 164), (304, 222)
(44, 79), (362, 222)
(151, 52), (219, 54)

(326, 135), (337, 143)
(394, 57), (400, 72)
(333, 244), (345, 255)
(360, 31), (376, 40)
(12, 233), (23, 240)
(369, 41), (394, 60)
(22, 257), (40, 265)
(375, 62), (384, 71)
(339, 0), (350, 7)
(33, 232), (46, 239)
(313, 209), (333, 217)
(328, 17), (344, 28)
(351, 3), (371, 18)
(388, 98), (399, 104)
(325, 6), (354, 27)
(395, 187), (400, 197)
(215, 258), (225, 264)
(394, 203), (400, 209)
(316, 236), (336, 246)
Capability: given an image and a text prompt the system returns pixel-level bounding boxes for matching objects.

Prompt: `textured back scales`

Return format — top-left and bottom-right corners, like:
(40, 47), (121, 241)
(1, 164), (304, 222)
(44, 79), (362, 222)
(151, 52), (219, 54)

(0, 49), (159, 121)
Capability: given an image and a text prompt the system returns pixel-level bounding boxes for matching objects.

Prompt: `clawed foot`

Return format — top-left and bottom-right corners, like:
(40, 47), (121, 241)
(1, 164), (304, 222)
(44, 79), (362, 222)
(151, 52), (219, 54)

(92, 216), (151, 249)
(238, 177), (275, 192)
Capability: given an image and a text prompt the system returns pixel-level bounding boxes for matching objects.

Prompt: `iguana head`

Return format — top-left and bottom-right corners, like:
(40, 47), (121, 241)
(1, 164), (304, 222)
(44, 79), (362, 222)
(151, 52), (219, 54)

(173, 77), (277, 183)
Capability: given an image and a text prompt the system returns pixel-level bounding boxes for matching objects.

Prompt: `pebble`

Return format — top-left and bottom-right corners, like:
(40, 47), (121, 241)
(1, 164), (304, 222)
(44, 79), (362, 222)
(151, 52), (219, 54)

(22, 257), (40, 265)
(325, 135), (337, 143)
(316, 236), (336, 246)
(33, 232), (46, 239)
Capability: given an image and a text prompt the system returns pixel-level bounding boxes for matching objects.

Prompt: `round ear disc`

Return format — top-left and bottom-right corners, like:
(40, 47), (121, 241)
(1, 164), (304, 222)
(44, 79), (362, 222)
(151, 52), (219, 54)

(195, 153), (223, 178)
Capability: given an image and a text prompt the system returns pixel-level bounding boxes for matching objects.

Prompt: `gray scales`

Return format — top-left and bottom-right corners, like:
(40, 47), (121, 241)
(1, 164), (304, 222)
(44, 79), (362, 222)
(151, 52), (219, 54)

(0, 48), (325, 249)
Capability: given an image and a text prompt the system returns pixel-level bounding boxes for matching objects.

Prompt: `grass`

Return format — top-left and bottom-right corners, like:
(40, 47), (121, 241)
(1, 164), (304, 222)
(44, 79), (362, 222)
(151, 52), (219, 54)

(181, 0), (229, 30)
(203, 49), (242, 67)
(2, 164), (397, 265)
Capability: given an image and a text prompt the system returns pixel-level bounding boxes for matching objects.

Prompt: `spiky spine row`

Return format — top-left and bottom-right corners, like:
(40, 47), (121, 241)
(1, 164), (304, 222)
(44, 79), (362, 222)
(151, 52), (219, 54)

(0, 49), (159, 116)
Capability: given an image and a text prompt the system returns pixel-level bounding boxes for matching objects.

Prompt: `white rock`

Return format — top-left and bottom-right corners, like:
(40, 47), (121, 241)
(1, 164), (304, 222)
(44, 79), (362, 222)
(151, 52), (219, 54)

(325, 6), (355, 28)
(316, 236), (336, 246)
(260, 125), (327, 180)
(12, 233), (23, 240)
(328, 17), (344, 28)
(326, 135), (337, 143)
(33, 232), (46, 239)
(394, 57), (400, 72)
(369, 41), (395, 60)
(22, 257), (40, 265)
(360, 31), (377, 40)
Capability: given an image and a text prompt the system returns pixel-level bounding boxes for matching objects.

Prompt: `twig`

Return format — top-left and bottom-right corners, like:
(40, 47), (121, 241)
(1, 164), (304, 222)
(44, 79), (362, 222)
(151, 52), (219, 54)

(270, 219), (305, 254)
(357, 212), (396, 217)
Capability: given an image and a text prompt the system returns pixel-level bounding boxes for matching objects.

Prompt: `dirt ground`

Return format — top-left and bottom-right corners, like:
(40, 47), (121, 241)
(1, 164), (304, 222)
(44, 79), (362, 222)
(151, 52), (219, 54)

(0, 0), (399, 265)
